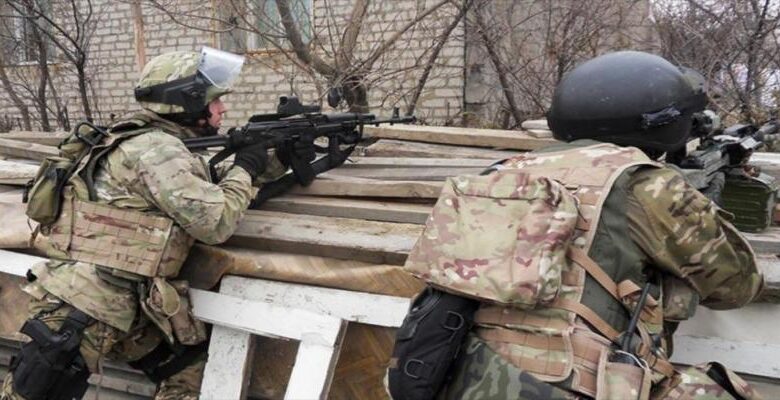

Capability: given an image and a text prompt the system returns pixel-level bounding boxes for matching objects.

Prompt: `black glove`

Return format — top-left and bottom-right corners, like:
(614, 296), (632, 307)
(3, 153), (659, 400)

(277, 138), (316, 167)
(233, 142), (267, 180)
(700, 171), (725, 206)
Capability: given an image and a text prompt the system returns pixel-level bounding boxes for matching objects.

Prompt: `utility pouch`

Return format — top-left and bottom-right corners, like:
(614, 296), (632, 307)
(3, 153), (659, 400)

(169, 280), (208, 345)
(597, 349), (650, 400)
(24, 156), (76, 225)
(387, 287), (479, 400)
(405, 172), (578, 308)
(10, 312), (91, 400)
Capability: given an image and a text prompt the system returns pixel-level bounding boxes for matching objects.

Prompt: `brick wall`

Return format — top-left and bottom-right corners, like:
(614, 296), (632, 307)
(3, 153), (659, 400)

(463, 0), (658, 128)
(0, 0), (466, 130)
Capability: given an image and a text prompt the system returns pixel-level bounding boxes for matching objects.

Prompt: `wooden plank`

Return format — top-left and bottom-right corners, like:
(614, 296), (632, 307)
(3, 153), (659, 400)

(0, 187), (23, 203)
(285, 335), (345, 400)
(363, 124), (555, 150)
(326, 166), (481, 181)
(344, 157), (493, 168)
(181, 245), (424, 298)
(676, 303), (780, 345)
(520, 119), (549, 130)
(215, 276), (348, 400)
(671, 336), (780, 378)
(672, 303), (780, 378)
(362, 139), (517, 159)
(189, 288), (343, 346)
(261, 195), (431, 224)
(229, 211), (422, 265)
(221, 276), (411, 327)
(0, 131), (66, 147)
(743, 229), (780, 254)
(0, 202), (36, 249)
(290, 175), (444, 199)
(0, 138), (57, 162)
(0, 159), (38, 186)
(0, 274), (30, 342)
(200, 325), (254, 400)
(0, 249), (42, 277)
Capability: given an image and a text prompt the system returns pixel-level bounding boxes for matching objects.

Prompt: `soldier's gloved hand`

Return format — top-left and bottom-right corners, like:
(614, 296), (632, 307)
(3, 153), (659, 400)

(278, 138), (316, 167)
(700, 171), (725, 206)
(233, 142), (268, 180)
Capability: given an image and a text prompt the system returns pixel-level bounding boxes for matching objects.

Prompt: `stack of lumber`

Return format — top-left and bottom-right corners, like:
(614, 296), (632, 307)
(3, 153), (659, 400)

(2, 122), (780, 398)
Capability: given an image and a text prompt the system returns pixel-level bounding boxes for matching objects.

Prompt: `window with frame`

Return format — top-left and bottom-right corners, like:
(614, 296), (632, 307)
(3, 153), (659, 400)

(220, 0), (313, 53)
(0, 1), (53, 65)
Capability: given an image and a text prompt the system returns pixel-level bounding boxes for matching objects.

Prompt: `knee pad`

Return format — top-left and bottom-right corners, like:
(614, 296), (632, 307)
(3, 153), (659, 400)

(10, 310), (92, 400)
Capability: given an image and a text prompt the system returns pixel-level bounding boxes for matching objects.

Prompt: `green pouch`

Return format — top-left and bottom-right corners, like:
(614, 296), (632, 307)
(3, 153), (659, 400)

(24, 156), (76, 225)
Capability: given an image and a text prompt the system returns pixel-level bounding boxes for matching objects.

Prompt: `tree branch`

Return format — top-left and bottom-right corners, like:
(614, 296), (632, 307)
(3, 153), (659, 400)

(276, 0), (337, 77)
(336, 0), (369, 70)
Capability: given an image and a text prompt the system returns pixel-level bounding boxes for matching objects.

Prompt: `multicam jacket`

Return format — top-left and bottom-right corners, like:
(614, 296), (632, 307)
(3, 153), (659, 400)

(24, 110), (288, 335)
(414, 140), (763, 399)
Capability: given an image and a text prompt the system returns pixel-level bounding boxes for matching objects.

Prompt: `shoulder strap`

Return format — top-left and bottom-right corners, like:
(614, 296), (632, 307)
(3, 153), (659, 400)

(79, 128), (154, 201)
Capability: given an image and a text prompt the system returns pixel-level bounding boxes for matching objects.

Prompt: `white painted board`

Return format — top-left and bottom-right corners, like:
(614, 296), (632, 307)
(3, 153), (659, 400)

(200, 325), (253, 400)
(220, 275), (410, 327)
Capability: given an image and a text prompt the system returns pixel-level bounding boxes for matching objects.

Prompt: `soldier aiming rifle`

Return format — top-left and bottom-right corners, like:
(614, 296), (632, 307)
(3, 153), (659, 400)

(389, 51), (764, 400)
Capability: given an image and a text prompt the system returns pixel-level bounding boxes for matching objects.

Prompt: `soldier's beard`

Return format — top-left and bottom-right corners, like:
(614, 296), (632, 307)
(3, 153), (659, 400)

(192, 123), (220, 137)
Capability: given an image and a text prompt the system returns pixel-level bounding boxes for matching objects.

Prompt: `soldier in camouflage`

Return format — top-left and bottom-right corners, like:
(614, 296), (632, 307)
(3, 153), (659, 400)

(2, 47), (300, 399)
(404, 52), (764, 400)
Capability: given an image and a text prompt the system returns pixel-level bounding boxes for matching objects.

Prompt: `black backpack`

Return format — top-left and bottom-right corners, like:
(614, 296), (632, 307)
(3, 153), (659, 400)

(387, 287), (479, 400)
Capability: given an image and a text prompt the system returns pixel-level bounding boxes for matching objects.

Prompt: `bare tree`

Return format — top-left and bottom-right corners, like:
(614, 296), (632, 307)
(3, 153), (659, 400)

(0, 53), (32, 131)
(406, 0), (472, 115)
(653, 0), (780, 123)
(7, 0), (101, 122)
(145, 0), (463, 114)
(465, 0), (652, 128)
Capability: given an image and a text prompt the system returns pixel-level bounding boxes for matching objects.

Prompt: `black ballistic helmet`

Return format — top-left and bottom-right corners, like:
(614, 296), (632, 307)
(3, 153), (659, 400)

(547, 51), (707, 153)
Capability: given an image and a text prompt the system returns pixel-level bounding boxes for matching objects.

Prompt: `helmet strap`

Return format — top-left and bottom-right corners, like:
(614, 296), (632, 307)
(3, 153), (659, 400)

(134, 73), (209, 114)
(161, 108), (209, 128)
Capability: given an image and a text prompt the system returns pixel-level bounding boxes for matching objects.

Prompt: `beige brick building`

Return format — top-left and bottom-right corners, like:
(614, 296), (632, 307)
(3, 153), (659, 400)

(0, 0), (654, 131)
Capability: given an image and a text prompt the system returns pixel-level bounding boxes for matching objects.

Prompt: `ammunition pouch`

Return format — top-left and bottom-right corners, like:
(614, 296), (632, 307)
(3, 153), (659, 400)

(387, 287), (479, 400)
(24, 157), (77, 225)
(168, 281), (208, 345)
(24, 121), (115, 226)
(10, 309), (93, 400)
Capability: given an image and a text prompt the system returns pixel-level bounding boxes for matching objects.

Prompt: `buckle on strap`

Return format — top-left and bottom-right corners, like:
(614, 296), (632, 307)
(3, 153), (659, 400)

(403, 359), (426, 380)
(72, 121), (110, 148)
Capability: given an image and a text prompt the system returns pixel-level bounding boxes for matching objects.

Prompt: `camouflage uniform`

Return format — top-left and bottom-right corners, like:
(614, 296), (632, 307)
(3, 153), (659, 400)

(2, 52), (287, 399)
(409, 140), (762, 400)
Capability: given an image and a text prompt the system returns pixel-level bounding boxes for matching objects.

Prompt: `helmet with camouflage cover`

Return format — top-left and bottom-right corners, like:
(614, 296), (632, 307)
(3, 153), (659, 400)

(134, 47), (245, 116)
(547, 51), (707, 153)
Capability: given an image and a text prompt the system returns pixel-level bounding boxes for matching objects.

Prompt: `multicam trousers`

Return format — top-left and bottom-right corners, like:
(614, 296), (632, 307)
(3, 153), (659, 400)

(437, 335), (760, 400)
(0, 295), (205, 400)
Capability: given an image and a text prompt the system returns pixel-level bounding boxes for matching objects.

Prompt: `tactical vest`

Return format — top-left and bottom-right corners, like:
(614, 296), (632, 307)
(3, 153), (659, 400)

(405, 143), (678, 398)
(36, 118), (194, 279)
(473, 144), (675, 397)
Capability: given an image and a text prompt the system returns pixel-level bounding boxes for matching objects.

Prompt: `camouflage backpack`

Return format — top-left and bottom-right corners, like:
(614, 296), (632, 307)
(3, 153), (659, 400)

(404, 169), (580, 309)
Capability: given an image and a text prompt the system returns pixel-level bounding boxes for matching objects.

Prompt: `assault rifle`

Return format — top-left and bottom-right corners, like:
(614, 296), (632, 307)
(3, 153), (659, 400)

(182, 96), (415, 206)
(666, 110), (780, 232)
